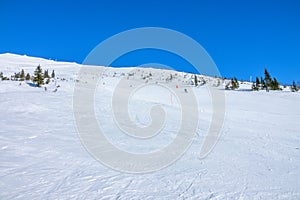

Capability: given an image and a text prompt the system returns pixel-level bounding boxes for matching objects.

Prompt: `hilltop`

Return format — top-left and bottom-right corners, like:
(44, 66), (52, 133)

(0, 53), (300, 199)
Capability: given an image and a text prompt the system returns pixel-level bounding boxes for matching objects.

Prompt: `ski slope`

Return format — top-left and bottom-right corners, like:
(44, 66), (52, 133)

(0, 53), (300, 199)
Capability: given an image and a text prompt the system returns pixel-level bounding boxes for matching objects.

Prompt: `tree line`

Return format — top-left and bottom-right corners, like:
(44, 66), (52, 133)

(251, 69), (298, 92)
(0, 65), (55, 87)
(224, 68), (298, 92)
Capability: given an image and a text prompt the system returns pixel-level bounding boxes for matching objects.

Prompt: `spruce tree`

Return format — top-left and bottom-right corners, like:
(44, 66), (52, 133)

(227, 77), (239, 90)
(252, 82), (257, 91)
(25, 73), (31, 81)
(252, 77), (260, 91)
(271, 77), (280, 90)
(225, 82), (230, 90)
(14, 72), (20, 79)
(233, 77), (239, 89)
(194, 75), (198, 87)
(256, 77), (260, 89)
(20, 69), (25, 79)
(291, 81), (299, 92)
(1, 72), (9, 81)
(260, 76), (265, 89)
(51, 70), (55, 78)
(264, 69), (272, 91)
(256, 77), (260, 86)
(44, 70), (49, 78)
(33, 65), (44, 87)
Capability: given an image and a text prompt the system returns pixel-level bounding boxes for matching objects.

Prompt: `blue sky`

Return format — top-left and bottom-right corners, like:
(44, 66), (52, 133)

(0, 0), (299, 84)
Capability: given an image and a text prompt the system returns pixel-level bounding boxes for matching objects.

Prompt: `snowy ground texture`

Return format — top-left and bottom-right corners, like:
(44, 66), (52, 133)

(0, 53), (300, 199)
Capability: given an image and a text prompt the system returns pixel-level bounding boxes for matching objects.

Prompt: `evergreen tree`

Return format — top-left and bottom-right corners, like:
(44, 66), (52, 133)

(33, 65), (44, 87)
(1, 72), (9, 81)
(260, 76), (265, 89)
(51, 70), (55, 78)
(270, 77), (280, 90)
(226, 77), (239, 90)
(256, 76), (260, 90)
(252, 83), (257, 91)
(252, 77), (260, 91)
(44, 70), (49, 78)
(256, 76), (260, 86)
(264, 69), (272, 91)
(232, 77), (239, 90)
(291, 81), (299, 92)
(225, 82), (230, 90)
(194, 75), (198, 87)
(25, 73), (31, 81)
(20, 69), (25, 79)
(14, 72), (20, 79)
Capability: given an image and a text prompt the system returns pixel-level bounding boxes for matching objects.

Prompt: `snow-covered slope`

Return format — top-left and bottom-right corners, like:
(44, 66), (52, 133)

(0, 53), (300, 199)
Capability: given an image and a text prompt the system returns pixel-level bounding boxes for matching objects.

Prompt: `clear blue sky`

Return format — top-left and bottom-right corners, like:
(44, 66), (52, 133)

(0, 0), (299, 84)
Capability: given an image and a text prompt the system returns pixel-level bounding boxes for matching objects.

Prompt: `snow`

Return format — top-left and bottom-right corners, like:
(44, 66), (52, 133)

(0, 53), (300, 199)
